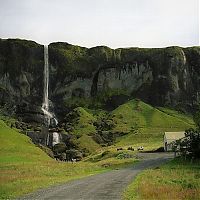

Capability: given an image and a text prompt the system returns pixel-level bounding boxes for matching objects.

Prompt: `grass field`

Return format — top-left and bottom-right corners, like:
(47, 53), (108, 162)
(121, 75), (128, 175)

(0, 119), (137, 199)
(124, 158), (200, 200)
(0, 100), (196, 199)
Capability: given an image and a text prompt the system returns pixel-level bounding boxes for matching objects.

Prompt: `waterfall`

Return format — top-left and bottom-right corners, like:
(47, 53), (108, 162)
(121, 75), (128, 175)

(52, 132), (61, 146)
(43, 45), (49, 113)
(41, 45), (58, 127)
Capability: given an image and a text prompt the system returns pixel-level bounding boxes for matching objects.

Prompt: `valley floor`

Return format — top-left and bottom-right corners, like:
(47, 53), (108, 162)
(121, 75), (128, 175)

(0, 99), (196, 199)
(18, 152), (173, 200)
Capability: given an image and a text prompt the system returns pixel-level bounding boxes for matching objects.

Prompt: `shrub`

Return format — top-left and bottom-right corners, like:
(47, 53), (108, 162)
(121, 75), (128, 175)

(184, 128), (200, 158)
(53, 142), (67, 154)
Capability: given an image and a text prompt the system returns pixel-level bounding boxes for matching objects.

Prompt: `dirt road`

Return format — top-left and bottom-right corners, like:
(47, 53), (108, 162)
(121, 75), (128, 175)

(19, 152), (173, 200)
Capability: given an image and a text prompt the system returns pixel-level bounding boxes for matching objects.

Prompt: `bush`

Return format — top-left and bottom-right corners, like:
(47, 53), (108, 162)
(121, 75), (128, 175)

(66, 149), (82, 161)
(184, 128), (200, 158)
(53, 142), (67, 154)
(178, 128), (200, 159)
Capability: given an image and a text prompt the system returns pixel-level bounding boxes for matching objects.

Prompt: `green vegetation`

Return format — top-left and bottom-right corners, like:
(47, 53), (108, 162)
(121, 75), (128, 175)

(112, 99), (194, 150)
(96, 88), (129, 105)
(123, 104), (199, 200)
(0, 39), (43, 78)
(0, 119), (137, 199)
(178, 106), (200, 159)
(63, 99), (194, 152)
(76, 134), (101, 154)
(194, 107), (200, 128)
(66, 107), (97, 136)
(64, 97), (93, 109)
(0, 99), (196, 199)
(158, 107), (194, 126)
(124, 158), (200, 200)
(112, 100), (194, 131)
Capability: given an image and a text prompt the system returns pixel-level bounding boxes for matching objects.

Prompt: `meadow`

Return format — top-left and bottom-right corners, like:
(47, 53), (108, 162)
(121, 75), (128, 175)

(124, 158), (200, 200)
(0, 119), (137, 199)
(0, 99), (196, 199)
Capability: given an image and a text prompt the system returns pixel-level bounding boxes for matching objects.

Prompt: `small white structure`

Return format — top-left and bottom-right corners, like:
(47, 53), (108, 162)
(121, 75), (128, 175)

(164, 132), (185, 151)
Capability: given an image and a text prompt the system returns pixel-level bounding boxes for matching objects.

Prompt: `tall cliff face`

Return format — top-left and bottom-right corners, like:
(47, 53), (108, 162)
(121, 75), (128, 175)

(0, 39), (44, 122)
(0, 39), (199, 122)
(49, 43), (200, 113)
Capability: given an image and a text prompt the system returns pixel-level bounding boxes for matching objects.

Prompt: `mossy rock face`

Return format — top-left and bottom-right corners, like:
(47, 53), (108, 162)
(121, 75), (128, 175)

(0, 39), (200, 122)
(49, 42), (200, 113)
(0, 39), (44, 123)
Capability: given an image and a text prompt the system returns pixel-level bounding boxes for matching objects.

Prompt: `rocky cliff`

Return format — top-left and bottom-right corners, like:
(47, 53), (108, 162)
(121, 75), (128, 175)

(0, 39), (44, 122)
(48, 42), (200, 113)
(0, 39), (199, 122)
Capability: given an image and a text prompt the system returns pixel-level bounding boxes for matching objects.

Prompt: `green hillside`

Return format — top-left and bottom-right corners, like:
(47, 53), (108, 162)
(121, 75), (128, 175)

(0, 120), (102, 199)
(0, 99), (195, 198)
(0, 120), (51, 163)
(64, 107), (101, 153)
(0, 119), (135, 199)
(64, 99), (194, 151)
(113, 99), (194, 149)
(66, 107), (97, 136)
(112, 99), (194, 131)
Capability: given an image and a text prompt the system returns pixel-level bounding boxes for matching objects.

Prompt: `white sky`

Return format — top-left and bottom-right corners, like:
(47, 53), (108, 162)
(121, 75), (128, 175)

(0, 0), (199, 48)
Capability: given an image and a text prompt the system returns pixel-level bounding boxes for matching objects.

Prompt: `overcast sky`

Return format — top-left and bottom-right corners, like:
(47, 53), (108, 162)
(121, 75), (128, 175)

(0, 0), (199, 48)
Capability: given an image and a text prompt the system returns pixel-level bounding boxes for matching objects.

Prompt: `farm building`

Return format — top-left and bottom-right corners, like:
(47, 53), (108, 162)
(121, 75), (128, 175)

(164, 132), (185, 151)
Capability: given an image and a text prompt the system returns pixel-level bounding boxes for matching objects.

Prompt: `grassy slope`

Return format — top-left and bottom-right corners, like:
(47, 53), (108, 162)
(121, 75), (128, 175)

(68, 100), (194, 151)
(124, 158), (200, 200)
(77, 134), (101, 153)
(113, 100), (194, 150)
(70, 107), (97, 136)
(112, 99), (194, 131)
(66, 107), (101, 153)
(0, 119), (136, 199)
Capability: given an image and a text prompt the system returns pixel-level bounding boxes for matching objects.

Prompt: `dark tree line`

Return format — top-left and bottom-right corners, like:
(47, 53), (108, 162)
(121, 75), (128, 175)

(179, 128), (200, 159)
(179, 107), (200, 159)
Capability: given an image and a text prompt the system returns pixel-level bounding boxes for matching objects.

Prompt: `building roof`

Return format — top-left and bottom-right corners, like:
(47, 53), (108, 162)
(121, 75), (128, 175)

(164, 132), (185, 141)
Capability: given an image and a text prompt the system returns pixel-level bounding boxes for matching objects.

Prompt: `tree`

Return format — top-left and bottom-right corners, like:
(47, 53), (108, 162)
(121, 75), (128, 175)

(180, 104), (200, 159)
(194, 110), (200, 129)
(184, 128), (200, 159)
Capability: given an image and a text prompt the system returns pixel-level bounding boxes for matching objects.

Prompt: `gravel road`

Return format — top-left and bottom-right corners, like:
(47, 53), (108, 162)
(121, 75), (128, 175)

(18, 152), (173, 200)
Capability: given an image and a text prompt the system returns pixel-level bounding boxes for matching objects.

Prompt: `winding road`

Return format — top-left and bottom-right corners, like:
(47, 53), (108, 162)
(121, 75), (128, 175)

(19, 152), (173, 200)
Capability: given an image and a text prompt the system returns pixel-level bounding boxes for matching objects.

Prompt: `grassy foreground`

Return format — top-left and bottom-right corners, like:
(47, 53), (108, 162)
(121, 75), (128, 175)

(124, 158), (200, 200)
(0, 100), (195, 199)
(0, 119), (137, 199)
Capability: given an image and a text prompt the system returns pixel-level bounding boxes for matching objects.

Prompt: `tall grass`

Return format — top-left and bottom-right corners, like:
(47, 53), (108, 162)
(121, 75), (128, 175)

(124, 158), (200, 200)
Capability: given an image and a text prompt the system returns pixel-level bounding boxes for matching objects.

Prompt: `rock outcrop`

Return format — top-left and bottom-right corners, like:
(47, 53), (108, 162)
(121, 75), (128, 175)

(49, 43), (200, 113)
(0, 39), (199, 122)
(0, 39), (44, 122)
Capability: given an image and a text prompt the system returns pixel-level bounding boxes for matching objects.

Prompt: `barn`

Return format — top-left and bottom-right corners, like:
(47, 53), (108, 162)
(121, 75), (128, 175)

(164, 132), (185, 151)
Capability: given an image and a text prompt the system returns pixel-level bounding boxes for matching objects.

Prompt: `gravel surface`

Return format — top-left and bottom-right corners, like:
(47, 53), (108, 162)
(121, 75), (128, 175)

(18, 152), (173, 200)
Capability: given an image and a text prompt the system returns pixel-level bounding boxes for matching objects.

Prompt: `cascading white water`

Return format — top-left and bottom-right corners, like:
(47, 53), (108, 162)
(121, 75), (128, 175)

(41, 45), (58, 126)
(41, 45), (60, 147)
(52, 132), (61, 146)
